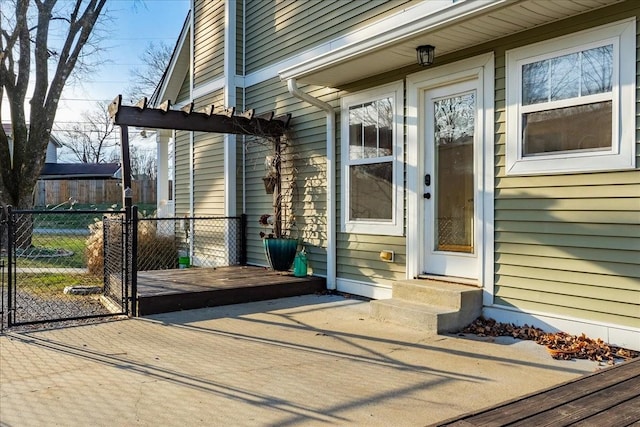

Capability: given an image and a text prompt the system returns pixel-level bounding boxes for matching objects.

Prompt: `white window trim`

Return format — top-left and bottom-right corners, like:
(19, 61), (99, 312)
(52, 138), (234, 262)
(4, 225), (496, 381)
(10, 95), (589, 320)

(506, 18), (636, 175)
(340, 81), (404, 236)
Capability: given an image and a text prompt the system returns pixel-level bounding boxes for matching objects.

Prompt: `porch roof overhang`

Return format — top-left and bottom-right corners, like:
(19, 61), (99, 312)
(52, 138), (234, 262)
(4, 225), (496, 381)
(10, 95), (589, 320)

(278, 0), (626, 88)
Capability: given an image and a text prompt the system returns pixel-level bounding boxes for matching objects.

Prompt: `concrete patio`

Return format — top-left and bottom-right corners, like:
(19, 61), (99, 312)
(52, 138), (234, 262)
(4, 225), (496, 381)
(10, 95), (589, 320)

(0, 294), (601, 426)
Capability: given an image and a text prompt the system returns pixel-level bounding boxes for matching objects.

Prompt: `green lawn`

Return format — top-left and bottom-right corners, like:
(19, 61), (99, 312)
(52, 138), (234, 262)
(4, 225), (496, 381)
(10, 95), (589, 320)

(16, 234), (88, 269)
(31, 203), (157, 231)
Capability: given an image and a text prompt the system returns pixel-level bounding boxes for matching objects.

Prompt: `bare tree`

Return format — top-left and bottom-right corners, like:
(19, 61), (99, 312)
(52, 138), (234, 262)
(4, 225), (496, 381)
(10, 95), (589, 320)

(58, 101), (117, 163)
(126, 41), (172, 103)
(0, 0), (107, 246)
(130, 145), (156, 180)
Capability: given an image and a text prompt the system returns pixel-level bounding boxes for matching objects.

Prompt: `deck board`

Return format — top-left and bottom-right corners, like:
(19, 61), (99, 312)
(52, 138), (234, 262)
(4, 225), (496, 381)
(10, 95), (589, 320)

(136, 266), (326, 315)
(435, 357), (640, 426)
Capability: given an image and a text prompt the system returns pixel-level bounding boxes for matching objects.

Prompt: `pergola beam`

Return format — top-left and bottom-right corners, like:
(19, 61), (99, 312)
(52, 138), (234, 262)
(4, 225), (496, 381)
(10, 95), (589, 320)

(108, 95), (290, 138)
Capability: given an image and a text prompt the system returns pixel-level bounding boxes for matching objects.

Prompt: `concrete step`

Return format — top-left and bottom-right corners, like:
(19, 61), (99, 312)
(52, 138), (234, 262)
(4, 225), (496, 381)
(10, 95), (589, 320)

(392, 279), (481, 310)
(370, 278), (482, 333)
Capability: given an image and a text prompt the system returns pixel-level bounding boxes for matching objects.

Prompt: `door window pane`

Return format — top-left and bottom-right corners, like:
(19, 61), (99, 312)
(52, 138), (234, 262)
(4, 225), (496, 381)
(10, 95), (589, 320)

(434, 93), (474, 253)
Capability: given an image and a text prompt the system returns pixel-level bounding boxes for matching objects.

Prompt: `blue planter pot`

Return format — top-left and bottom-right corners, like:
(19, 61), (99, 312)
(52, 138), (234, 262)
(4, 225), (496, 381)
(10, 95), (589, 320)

(263, 238), (298, 271)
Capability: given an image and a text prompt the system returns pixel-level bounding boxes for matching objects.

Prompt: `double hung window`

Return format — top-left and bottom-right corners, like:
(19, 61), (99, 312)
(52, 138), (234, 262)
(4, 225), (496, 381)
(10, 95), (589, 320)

(341, 82), (403, 235)
(506, 19), (635, 174)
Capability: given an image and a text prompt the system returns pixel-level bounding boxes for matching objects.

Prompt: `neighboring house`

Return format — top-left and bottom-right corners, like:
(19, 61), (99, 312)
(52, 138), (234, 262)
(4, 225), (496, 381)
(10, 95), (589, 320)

(152, 0), (639, 350)
(2, 122), (62, 164)
(39, 163), (121, 180)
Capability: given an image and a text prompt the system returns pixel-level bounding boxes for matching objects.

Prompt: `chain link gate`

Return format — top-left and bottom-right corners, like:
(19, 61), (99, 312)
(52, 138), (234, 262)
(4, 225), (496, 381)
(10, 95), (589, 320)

(1, 204), (8, 331)
(4, 207), (134, 328)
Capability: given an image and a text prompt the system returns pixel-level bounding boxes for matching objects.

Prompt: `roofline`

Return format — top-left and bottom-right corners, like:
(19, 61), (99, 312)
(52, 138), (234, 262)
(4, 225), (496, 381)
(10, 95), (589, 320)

(151, 10), (191, 106)
(279, 0), (513, 82)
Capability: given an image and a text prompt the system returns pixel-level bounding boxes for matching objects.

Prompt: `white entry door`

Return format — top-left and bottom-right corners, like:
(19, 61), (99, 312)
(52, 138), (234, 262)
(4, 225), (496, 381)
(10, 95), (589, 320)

(423, 79), (480, 279)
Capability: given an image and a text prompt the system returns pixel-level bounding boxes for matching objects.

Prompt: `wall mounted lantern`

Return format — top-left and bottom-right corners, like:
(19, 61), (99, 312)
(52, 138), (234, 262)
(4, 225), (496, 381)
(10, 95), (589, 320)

(416, 45), (435, 66)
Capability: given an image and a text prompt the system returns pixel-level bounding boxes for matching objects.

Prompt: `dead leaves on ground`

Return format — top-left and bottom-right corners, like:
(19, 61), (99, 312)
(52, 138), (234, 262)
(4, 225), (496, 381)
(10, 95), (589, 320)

(461, 317), (639, 365)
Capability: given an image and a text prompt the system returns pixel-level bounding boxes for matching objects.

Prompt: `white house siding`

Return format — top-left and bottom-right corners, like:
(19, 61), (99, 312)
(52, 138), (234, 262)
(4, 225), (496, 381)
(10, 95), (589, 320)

(244, 0), (413, 73)
(491, 6), (640, 330)
(194, 0), (225, 87)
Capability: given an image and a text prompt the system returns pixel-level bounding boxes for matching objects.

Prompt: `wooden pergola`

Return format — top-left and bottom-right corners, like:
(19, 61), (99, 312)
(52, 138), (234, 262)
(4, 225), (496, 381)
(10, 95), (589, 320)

(108, 95), (291, 212)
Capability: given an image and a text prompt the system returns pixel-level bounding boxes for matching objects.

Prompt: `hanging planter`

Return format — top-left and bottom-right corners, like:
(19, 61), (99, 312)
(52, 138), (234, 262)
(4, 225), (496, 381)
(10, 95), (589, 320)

(262, 174), (277, 194)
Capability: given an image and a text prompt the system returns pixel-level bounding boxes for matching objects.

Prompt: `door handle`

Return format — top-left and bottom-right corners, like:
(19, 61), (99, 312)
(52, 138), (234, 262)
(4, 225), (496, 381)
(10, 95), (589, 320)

(423, 193), (431, 199)
(424, 174), (431, 186)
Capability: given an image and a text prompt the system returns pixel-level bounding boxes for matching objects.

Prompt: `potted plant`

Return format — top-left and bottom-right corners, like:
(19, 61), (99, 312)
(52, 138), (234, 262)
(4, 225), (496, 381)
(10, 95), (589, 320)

(257, 133), (300, 272)
(259, 213), (299, 271)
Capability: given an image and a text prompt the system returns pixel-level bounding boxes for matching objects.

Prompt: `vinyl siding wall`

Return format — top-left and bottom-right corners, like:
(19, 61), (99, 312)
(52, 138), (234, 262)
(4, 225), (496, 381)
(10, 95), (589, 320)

(194, 0), (225, 87)
(490, 6), (640, 329)
(335, 75), (409, 287)
(244, 78), (335, 274)
(244, 0), (414, 73)
(193, 90), (226, 216)
(173, 73), (192, 217)
(174, 130), (191, 217)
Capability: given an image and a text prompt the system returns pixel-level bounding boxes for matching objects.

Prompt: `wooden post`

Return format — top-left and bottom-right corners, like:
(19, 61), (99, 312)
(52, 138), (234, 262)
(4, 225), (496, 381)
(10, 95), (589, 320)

(273, 136), (282, 238)
(119, 125), (133, 212)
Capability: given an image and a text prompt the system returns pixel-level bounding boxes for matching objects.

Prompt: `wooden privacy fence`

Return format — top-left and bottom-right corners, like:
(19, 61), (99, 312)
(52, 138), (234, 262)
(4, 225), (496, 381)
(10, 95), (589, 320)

(36, 179), (157, 206)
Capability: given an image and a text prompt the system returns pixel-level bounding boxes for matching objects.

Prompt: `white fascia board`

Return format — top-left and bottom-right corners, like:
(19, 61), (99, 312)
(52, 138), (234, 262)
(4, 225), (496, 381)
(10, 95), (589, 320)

(156, 14), (191, 104)
(279, 0), (511, 81)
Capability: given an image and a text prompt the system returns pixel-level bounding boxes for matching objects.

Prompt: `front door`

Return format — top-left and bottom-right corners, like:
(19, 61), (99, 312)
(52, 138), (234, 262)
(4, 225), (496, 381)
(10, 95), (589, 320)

(423, 79), (479, 279)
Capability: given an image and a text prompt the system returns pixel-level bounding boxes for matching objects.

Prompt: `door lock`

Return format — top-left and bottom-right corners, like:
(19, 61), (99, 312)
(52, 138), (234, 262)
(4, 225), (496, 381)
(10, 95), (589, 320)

(424, 174), (431, 186)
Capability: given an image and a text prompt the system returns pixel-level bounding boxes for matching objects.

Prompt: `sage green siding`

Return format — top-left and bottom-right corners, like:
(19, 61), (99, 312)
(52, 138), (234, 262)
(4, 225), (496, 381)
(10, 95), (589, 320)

(173, 73), (192, 217)
(244, 78), (336, 274)
(194, 0), (225, 87)
(236, 0), (244, 75)
(174, 130), (190, 217)
(490, 5), (640, 329)
(335, 74), (409, 286)
(244, 0), (414, 73)
(193, 90), (226, 216)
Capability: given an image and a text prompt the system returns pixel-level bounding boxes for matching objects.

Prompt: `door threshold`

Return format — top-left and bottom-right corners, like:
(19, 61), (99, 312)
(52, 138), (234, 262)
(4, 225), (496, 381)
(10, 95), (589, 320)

(417, 274), (480, 287)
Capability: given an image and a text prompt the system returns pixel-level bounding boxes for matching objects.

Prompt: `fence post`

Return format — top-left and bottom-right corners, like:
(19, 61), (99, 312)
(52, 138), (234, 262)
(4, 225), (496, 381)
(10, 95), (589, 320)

(240, 213), (247, 266)
(130, 206), (138, 317)
(6, 206), (13, 326)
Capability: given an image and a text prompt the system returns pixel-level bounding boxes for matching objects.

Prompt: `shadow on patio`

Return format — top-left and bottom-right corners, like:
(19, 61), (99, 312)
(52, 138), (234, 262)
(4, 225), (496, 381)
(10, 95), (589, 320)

(0, 294), (599, 426)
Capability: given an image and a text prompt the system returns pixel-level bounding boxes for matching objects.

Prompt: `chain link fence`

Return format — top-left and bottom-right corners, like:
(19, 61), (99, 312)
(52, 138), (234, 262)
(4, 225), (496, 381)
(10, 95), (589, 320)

(6, 208), (125, 327)
(142, 216), (246, 270)
(2, 208), (247, 329)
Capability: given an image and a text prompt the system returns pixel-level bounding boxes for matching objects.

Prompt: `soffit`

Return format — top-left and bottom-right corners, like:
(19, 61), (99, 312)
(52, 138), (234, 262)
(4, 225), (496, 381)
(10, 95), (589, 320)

(280, 0), (626, 88)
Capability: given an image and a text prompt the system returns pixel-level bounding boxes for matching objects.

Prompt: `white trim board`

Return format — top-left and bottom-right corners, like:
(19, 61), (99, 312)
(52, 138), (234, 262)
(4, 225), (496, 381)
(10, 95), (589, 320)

(336, 278), (392, 301)
(405, 53), (495, 299)
(484, 305), (640, 352)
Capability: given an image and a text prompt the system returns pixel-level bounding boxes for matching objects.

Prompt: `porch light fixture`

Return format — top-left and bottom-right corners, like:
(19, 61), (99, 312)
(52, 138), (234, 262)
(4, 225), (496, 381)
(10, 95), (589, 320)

(416, 45), (435, 66)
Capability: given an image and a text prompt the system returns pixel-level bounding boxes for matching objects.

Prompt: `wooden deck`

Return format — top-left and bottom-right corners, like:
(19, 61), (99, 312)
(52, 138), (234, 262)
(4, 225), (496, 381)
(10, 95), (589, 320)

(435, 356), (640, 426)
(135, 266), (326, 316)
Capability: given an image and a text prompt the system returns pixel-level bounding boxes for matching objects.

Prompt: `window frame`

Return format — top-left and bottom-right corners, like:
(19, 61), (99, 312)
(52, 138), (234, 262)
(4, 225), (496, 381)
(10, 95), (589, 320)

(340, 81), (404, 236)
(505, 18), (636, 175)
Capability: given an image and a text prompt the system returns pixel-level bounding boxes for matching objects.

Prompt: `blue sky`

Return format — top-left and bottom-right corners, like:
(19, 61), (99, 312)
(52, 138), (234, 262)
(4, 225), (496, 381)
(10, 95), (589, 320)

(55, 0), (190, 129)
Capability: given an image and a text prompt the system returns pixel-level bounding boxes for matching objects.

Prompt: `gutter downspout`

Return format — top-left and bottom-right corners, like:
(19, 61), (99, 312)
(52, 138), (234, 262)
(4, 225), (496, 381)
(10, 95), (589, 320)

(286, 78), (336, 290)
